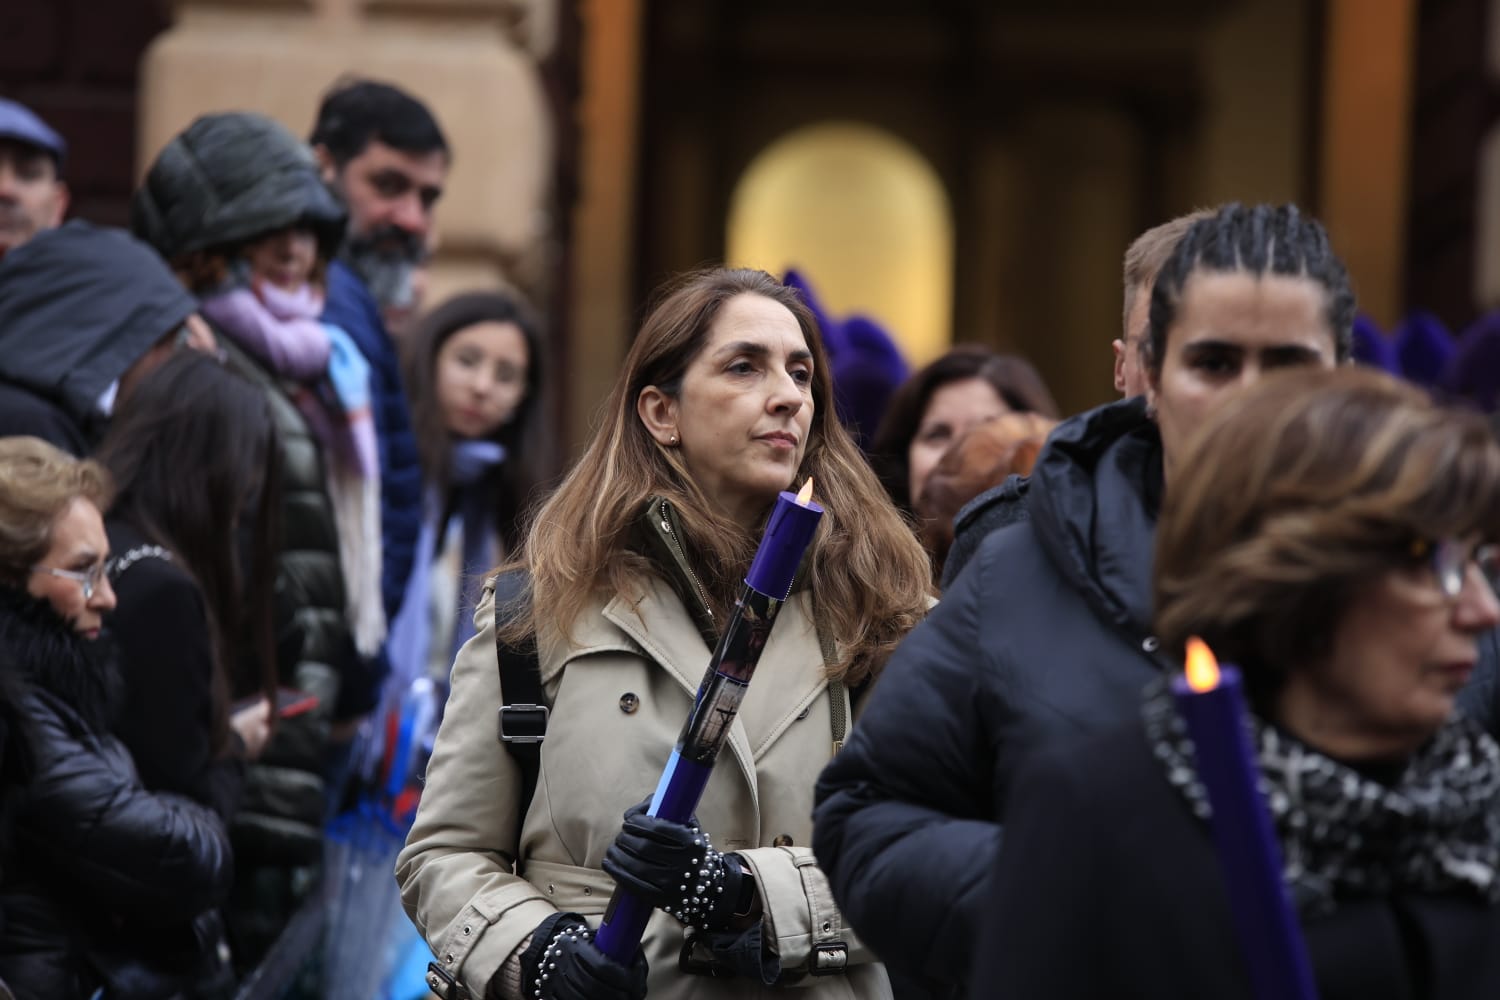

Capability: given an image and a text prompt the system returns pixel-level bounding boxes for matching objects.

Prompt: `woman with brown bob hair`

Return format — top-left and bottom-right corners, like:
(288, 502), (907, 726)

(398, 267), (932, 1000)
(975, 366), (1500, 999)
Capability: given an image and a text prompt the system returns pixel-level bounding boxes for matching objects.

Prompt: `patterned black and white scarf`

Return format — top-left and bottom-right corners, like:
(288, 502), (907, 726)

(1142, 676), (1500, 916)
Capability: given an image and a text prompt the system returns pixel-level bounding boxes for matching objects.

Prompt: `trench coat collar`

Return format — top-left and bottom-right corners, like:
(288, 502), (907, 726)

(540, 573), (826, 802)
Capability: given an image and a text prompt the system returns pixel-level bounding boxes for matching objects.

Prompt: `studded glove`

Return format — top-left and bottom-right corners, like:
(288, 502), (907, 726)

(517, 912), (648, 1000)
(601, 800), (751, 931)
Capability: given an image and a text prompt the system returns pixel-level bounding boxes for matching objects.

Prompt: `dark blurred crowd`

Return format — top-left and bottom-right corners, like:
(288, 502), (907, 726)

(0, 84), (549, 999)
(2, 70), (1499, 1000)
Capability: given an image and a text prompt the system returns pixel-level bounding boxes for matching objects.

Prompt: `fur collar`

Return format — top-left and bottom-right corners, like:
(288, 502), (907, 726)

(0, 584), (120, 734)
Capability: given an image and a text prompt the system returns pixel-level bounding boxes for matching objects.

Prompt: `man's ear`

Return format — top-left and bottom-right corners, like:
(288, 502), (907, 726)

(1111, 339), (1127, 393)
(49, 181), (69, 227)
(637, 385), (679, 446)
(312, 144), (338, 184)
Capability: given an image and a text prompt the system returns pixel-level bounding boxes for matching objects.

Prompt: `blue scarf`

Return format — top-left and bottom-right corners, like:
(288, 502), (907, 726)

(386, 441), (507, 699)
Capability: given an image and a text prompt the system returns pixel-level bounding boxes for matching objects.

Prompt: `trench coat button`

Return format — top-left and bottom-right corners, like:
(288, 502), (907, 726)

(462, 924), (472, 936)
(795, 707), (810, 721)
(1142, 636), (1160, 653)
(773, 834), (794, 847)
(619, 692), (640, 714)
(547, 883), (556, 895)
(584, 886), (593, 896)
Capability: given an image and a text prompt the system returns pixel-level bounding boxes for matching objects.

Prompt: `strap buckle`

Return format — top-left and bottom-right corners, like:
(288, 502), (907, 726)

(425, 961), (473, 1000)
(808, 941), (849, 976)
(497, 704), (549, 743)
(678, 934), (721, 977)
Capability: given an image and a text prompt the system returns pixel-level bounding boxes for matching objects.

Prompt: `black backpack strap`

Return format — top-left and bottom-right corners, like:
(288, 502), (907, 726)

(492, 569), (545, 815)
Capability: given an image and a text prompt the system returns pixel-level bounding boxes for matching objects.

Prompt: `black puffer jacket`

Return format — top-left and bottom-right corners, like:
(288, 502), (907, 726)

(812, 397), (1179, 998)
(215, 338), (348, 858)
(0, 221), (198, 453)
(131, 112), (344, 261)
(0, 587), (232, 999)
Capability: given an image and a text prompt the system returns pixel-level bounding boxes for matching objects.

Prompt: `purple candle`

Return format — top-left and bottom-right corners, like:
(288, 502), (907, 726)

(1171, 638), (1319, 1000)
(593, 478), (824, 962)
(746, 478), (824, 599)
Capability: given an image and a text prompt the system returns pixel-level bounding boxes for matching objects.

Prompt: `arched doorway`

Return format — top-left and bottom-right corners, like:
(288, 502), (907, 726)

(725, 121), (954, 365)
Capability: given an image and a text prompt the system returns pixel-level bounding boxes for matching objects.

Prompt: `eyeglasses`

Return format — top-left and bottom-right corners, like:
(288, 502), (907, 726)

(30, 561), (108, 601)
(1413, 539), (1500, 599)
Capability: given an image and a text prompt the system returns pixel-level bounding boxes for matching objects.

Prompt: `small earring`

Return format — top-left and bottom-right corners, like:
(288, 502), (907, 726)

(668, 433), (678, 446)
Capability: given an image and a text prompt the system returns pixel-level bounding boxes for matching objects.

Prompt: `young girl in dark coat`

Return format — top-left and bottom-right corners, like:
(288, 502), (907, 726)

(0, 436), (233, 999)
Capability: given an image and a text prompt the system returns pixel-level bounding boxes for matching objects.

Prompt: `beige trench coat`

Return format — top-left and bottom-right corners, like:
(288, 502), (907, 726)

(396, 575), (890, 999)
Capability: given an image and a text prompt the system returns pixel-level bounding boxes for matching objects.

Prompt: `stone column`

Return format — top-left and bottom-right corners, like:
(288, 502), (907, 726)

(1317, 0), (1418, 327)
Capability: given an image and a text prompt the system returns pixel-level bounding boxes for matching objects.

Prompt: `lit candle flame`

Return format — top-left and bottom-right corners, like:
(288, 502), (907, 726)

(1184, 637), (1221, 693)
(797, 478), (816, 504)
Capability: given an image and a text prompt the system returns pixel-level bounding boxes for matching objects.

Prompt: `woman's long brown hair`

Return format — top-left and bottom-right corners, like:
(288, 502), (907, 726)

(506, 267), (932, 686)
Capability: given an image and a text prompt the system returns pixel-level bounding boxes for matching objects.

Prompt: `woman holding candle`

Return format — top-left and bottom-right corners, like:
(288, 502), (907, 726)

(973, 366), (1500, 998)
(397, 267), (933, 1000)
(813, 203), (1396, 999)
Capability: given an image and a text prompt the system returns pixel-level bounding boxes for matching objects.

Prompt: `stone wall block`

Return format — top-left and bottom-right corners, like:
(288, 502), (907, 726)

(138, 12), (554, 286)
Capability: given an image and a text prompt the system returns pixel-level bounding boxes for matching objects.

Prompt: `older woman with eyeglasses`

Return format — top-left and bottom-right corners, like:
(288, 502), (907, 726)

(974, 368), (1500, 999)
(0, 435), (233, 998)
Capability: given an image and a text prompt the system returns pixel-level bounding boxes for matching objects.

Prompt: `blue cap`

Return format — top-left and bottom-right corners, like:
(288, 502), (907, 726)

(0, 99), (66, 169)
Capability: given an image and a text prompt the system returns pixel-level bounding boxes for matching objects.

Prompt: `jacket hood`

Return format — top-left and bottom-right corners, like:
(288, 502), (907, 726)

(132, 111), (346, 261)
(1027, 395), (1162, 636)
(0, 221), (198, 426)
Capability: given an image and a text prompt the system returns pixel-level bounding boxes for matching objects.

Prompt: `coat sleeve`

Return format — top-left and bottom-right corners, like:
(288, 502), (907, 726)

(395, 588), (558, 997)
(970, 739), (1106, 996)
(733, 843), (880, 980)
(18, 695), (233, 924)
(812, 552), (1001, 992)
(111, 559), (243, 821)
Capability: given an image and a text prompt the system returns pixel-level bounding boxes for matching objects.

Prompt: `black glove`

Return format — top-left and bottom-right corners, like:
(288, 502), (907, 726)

(601, 800), (752, 930)
(517, 913), (647, 1000)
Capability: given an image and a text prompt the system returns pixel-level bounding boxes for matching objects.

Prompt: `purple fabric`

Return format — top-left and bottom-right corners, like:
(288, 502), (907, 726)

(1394, 311), (1456, 389)
(199, 285), (331, 380)
(1449, 313), (1500, 412)
(1351, 315), (1397, 374)
(202, 281), (377, 479)
(783, 269), (908, 453)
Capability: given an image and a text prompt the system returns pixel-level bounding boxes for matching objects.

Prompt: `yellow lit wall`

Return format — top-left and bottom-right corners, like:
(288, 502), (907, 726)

(725, 122), (954, 365)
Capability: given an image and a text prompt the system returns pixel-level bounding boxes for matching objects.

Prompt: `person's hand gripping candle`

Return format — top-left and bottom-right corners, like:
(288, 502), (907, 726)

(602, 801), (756, 931)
